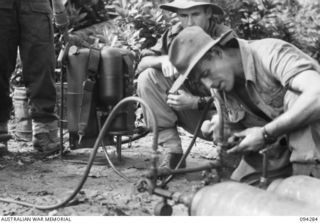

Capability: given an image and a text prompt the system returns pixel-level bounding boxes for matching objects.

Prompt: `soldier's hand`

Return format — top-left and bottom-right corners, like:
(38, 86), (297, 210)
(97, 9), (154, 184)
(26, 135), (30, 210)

(167, 90), (198, 111)
(227, 127), (265, 154)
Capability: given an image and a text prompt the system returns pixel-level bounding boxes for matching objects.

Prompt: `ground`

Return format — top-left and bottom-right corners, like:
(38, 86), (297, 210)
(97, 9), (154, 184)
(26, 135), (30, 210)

(0, 127), (230, 216)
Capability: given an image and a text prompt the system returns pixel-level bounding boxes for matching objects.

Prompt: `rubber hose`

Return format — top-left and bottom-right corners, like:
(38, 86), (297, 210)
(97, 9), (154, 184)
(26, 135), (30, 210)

(0, 96), (158, 210)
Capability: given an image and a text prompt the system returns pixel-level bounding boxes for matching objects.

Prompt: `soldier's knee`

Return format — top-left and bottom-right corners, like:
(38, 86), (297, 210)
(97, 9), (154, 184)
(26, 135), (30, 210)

(137, 68), (158, 89)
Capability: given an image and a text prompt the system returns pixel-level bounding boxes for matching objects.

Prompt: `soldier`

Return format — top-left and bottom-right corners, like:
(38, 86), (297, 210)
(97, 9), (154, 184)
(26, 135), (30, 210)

(168, 26), (320, 182)
(0, 0), (59, 156)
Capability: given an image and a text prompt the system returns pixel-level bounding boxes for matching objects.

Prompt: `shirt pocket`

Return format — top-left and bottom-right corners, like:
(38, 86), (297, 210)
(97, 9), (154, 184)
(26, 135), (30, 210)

(23, 1), (53, 43)
(260, 87), (285, 108)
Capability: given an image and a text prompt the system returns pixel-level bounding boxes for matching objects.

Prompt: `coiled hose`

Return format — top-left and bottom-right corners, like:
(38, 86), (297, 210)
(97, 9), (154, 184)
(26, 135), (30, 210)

(0, 96), (158, 210)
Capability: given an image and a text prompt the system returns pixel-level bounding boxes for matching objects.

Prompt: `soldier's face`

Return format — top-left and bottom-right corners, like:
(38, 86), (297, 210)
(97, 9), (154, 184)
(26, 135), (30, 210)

(191, 50), (236, 92)
(177, 6), (211, 31)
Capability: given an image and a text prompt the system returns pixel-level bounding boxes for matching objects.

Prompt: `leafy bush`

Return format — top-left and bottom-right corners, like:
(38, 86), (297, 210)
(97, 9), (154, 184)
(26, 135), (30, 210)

(214, 0), (320, 62)
(59, 0), (320, 64)
(110, 1), (175, 58)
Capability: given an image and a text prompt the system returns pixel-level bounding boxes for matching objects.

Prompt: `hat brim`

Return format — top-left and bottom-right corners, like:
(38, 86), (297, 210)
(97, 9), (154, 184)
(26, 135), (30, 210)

(160, 2), (224, 15)
(169, 30), (233, 93)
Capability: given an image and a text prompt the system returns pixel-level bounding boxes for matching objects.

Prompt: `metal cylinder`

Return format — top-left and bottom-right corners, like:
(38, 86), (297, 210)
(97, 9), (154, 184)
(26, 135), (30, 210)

(12, 87), (32, 142)
(190, 181), (320, 216)
(267, 175), (320, 208)
(99, 47), (123, 107)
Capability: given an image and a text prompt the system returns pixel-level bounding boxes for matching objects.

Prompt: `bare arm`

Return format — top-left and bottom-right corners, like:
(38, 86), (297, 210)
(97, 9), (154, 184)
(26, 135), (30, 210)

(228, 70), (320, 154)
(264, 70), (320, 137)
(136, 55), (177, 77)
(136, 55), (165, 73)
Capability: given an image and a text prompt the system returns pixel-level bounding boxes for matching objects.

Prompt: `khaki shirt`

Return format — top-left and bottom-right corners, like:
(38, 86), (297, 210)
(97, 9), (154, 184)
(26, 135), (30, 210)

(224, 38), (320, 163)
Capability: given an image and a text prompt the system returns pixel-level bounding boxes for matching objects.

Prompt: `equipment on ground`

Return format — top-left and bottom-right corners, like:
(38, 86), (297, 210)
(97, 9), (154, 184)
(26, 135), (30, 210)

(267, 175), (320, 208)
(65, 45), (137, 156)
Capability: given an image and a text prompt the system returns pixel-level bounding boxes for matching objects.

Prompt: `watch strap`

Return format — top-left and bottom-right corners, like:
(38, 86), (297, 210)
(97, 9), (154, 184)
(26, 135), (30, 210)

(262, 127), (277, 144)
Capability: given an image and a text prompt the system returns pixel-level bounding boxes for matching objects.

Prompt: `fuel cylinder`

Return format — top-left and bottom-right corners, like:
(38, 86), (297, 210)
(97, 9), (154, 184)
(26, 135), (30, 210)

(190, 181), (320, 216)
(267, 175), (320, 208)
(98, 47), (123, 108)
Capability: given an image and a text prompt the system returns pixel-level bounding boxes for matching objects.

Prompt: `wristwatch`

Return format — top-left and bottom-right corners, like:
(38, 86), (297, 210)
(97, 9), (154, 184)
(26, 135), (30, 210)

(198, 97), (207, 110)
(262, 127), (277, 144)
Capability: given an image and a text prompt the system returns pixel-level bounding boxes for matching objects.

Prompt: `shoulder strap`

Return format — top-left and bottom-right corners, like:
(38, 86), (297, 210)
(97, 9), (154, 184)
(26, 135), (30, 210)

(78, 47), (101, 143)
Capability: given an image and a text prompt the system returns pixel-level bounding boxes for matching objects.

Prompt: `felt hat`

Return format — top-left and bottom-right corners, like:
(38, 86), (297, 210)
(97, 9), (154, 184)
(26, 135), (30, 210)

(160, 0), (224, 15)
(168, 26), (234, 93)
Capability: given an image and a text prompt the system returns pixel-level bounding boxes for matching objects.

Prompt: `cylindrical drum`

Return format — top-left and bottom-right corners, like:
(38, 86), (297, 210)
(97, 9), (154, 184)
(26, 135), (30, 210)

(12, 87), (32, 141)
(99, 47), (123, 107)
(190, 181), (320, 216)
(267, 175), (320, 208)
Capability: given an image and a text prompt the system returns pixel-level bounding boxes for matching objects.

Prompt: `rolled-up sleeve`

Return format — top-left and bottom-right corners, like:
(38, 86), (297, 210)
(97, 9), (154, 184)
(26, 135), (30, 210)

(260, 41), (320, 87)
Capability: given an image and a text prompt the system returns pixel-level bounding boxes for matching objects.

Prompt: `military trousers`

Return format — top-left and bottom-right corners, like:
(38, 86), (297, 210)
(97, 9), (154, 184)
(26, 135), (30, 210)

(0, 0), (57, 123)
(137, 68), (208, 154)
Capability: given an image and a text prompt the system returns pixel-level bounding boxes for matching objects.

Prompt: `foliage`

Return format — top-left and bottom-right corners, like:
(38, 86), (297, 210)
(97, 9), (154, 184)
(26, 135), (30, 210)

(290, 3), (320, 62)
(214, 0), (320, 62)
(59, 0), (320, 64)
(66, 0), (114, 31)
(110, 1), (175, 54)
(103, 0), (320, 63)
(58, 0), (174, 64)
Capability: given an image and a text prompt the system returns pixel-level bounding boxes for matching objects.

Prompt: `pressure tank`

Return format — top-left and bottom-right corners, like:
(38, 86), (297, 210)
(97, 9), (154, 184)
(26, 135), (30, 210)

(267, 175), (320, 208)
(98, 47), (123, 108)
(190, 181), (320, 216)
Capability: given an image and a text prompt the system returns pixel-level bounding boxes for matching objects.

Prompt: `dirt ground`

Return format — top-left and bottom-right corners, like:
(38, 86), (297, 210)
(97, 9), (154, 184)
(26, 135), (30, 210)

(0, 126), (227, 216)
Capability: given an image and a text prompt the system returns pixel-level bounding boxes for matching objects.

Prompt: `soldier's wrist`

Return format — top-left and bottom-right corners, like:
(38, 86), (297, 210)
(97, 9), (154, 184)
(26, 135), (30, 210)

(262, 126), (277, 145)
(198, 96), (207, 110)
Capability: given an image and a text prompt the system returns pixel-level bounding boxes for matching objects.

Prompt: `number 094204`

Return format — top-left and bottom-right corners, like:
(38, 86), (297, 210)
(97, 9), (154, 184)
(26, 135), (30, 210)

(300, 217), (319, 222)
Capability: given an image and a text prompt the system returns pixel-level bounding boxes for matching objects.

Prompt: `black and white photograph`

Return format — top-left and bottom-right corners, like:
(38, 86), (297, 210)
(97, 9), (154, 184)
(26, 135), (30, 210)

(0, 0), (320, 220)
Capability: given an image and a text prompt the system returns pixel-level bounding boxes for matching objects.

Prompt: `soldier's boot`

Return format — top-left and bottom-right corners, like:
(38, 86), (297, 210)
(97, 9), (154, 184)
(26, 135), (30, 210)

(32, 120), (60, 156)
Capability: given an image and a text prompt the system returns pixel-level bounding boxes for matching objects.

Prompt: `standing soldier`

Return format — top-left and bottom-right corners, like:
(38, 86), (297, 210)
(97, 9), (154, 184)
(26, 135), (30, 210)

(0, 0), (60, 156)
